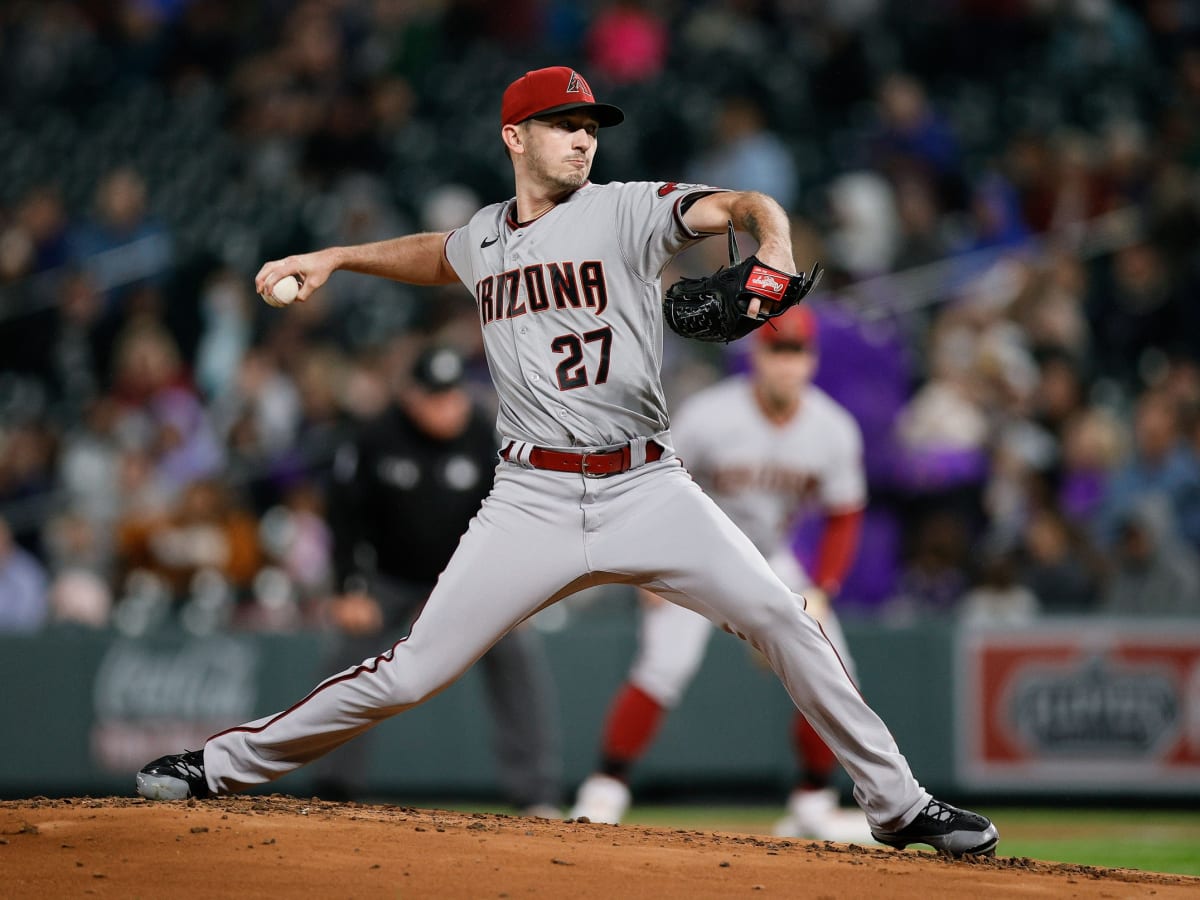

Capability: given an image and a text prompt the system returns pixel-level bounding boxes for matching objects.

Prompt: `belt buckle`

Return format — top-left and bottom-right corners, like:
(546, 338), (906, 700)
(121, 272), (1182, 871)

(580, 450), (608, 478)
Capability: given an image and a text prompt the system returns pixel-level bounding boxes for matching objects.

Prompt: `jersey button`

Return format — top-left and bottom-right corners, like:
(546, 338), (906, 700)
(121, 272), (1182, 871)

(531, 373), (541, 382)
(520, 327), (528, 335)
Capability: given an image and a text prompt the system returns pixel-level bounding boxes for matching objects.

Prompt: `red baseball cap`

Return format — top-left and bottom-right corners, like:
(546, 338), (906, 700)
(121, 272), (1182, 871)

(501, 67), (625, 128)
(756, 304), (818, 349)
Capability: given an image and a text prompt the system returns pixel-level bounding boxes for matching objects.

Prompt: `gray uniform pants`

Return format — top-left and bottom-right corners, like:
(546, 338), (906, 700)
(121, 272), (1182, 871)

(205, 458), (929, 829)
(312, 578), (561, 808)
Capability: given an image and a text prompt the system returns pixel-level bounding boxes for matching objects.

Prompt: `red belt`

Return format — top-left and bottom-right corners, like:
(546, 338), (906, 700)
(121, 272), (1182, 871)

(502, 440), (664, 477)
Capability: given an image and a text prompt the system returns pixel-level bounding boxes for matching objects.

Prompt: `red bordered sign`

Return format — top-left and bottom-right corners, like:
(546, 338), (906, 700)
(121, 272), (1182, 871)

(956, 622), (1200, 792)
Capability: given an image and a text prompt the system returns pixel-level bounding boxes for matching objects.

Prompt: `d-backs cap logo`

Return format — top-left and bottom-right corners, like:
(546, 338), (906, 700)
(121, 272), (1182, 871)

(501, 66), (624, 127)
(745, 265), (788, 301)
(564, 70), (593, 100)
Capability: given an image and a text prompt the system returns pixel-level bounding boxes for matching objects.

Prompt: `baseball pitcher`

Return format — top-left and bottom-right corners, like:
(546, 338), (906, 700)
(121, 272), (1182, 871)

(136, 66), (997, 857)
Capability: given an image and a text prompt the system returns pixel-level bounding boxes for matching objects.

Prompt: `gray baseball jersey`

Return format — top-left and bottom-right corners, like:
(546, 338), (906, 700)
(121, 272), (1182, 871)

(674, 376), (866, 554)
(201, 180), (929, 830)
(444, 181), (711, 449)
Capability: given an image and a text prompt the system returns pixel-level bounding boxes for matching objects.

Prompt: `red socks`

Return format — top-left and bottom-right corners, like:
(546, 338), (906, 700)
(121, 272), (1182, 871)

(601, 683), (665, 770)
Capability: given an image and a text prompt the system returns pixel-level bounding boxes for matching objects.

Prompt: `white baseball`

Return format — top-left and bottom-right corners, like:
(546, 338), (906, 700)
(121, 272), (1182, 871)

(265, 274), (299, 307)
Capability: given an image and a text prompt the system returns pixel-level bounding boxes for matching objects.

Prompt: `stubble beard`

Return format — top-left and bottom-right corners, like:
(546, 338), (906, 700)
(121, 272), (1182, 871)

(527, 145), (590, 193)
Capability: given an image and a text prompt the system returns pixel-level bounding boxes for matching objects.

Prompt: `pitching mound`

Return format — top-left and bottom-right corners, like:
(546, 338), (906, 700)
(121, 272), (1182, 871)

(3, 796), (1197, 898)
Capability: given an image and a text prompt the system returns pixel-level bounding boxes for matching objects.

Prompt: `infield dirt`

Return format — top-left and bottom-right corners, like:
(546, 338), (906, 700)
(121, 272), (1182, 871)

(3, 796), (1197, 898)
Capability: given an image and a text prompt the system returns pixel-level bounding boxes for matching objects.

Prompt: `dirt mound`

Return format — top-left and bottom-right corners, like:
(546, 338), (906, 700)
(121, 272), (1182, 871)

(3, 796), (1196, 898)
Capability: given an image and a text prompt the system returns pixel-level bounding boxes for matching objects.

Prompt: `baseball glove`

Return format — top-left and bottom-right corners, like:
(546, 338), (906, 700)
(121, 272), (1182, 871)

(663, 221), (822, 343)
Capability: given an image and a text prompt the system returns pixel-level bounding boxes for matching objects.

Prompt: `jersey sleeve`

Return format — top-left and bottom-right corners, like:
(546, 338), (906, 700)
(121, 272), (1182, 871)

(443, 228), (471, 286)
(819, 409), (867, 512)
(443, 202), (507, 288)
(614, 182), (726, 281)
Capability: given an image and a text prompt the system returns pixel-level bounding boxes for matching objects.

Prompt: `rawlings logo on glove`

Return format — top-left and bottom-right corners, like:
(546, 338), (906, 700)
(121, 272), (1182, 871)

(662, 221), (822, 343)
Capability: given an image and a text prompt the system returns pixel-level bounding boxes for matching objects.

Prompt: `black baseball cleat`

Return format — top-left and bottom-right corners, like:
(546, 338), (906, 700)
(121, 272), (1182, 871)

(136, 749), (213, 801)
(871, 798), (998, 857)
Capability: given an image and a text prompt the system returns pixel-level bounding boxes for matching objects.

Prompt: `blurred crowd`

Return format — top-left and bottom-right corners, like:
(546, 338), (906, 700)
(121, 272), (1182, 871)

(1, 0), (1199, 636)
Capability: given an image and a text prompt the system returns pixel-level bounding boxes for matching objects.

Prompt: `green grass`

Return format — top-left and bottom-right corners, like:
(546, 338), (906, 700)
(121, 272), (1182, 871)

(966, 808), (1200, 877)
(622, 806), (1200, 877)
(438, 802), (1200, 877)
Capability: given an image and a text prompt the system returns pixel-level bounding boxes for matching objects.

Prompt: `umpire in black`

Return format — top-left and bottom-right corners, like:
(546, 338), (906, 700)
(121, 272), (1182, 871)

(313, 342), (563, 815)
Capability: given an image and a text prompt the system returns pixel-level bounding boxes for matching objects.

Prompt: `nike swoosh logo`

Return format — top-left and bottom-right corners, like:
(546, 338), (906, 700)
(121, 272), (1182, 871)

(481, 236), (499, 248)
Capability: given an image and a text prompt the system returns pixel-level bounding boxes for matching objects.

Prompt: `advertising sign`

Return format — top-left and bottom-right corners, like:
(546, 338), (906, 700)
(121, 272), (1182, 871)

(957, 622), (1200, 791)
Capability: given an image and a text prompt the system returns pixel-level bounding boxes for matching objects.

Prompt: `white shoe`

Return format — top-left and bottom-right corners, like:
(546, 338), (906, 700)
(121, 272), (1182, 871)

(773, 788), (875, 843)
(568, 773), (630, 825)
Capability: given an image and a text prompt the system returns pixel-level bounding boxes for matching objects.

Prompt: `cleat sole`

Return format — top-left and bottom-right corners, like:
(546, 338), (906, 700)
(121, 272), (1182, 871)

(136, 773), (192, 801)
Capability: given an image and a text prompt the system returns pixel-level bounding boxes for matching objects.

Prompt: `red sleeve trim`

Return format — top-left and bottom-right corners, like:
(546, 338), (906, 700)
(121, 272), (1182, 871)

(814, 508), (864, 595)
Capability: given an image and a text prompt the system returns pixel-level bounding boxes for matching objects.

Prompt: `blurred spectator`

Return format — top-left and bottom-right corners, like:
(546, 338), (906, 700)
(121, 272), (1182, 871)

(110, 323), (224, 491)
(0, 420), (57, 510)
(43, 507), (112, 584)
(256, 479), (333, 610)
(1102, 494), (1200, 616)
(48, 272), (113, 417)
(870, 72), (964, 212)
(1045, 0), (1155, 90)
(1098, 117), (1153, 211)
(194, 268), (255, 400)
(1033, 131), (1109, 242)
(883, 509), (971, 622)
(43, 505), (113, 628)
(116, 477), (262, 604)
(963, 171), (1031, 254)
(893, 317), (991, 487)
(1058, 404), (1125, 524)
(47, 569), (112, 628)
(302, 85), (389, 187)
(213, 347), (303, 471)
(892, 173), (952, 270)
(113, 444), (174, 528)
(56, 398), (126, 533)
(686, 94), (798, 213)
(1098, 388), (1200, 550)
(824, 171), (898, 277)
(1091, 242), (1184, 387)
(160, 0), (245, 88)
(1018, 506), (1100, 615)
(442, 0), (544, 49)
(68, 166), (173, 300)
(586, 1), (668, 85)
(0, 185), (69, 281)
(0, 516), (49, 633)
(1011, 253), (1092, 359)
(1031, 348), (1087, 441)
(959, 546), (1040, 627)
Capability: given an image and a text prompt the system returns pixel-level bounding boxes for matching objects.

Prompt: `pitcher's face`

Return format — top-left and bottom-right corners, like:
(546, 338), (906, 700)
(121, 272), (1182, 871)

(519, 113), (598, 192)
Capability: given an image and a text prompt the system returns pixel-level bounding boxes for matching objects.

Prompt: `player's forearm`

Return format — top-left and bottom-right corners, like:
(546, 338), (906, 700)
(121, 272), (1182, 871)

(726, 192), (795, 272)
(685, 191), (796, 272)
(814, 508), (864, 595)
(331, 232), (458, 286)
(256, 232), (458, 302)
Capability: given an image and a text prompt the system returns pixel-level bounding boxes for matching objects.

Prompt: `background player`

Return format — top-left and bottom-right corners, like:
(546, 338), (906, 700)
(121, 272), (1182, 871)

(136, 65), (997, 857)
(570, 306), (872, 841)
(312, 343), (562, 816)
